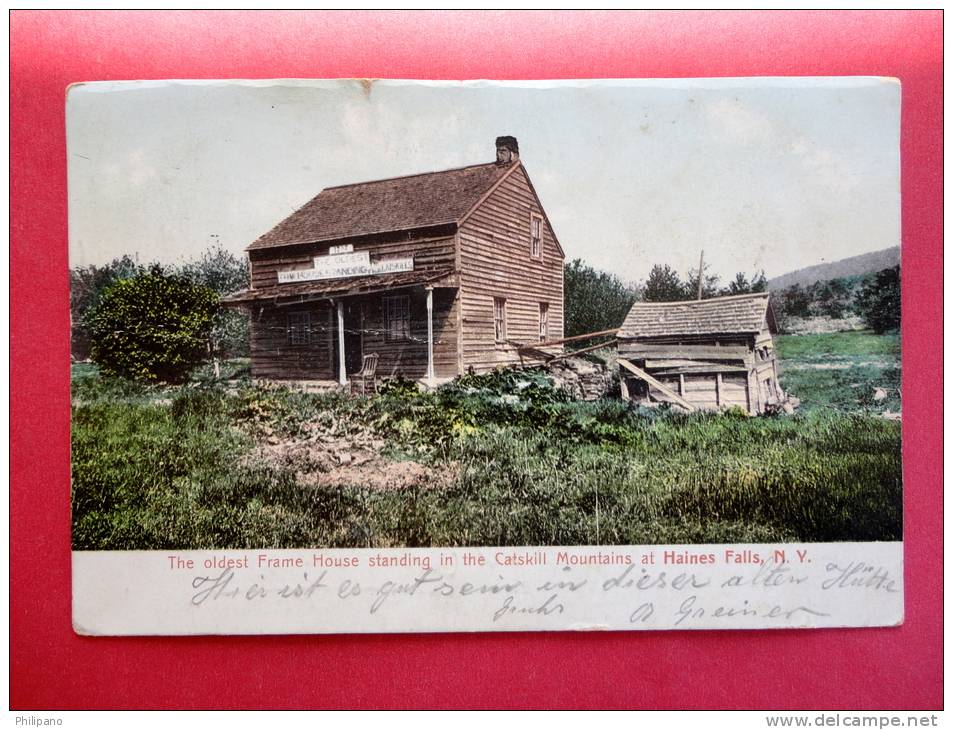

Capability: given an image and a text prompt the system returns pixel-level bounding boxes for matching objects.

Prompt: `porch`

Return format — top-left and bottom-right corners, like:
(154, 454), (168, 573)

(222, 269), (460, 387)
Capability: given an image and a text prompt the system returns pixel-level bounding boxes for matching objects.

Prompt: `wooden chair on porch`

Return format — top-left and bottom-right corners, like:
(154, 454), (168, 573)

(349, 353), (379, 395)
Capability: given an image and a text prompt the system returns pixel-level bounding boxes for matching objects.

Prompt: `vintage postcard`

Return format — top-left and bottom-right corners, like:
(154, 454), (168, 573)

(69, 78), (902, 634)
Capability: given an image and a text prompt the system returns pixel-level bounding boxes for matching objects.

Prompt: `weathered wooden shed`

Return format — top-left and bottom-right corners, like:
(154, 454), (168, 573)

(222, 136), (564, 386)
(616, 292), (784, 414)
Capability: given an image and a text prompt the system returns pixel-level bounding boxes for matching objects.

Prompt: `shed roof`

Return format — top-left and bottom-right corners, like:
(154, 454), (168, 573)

(221, 268), (457, 306)
(248, 162), (515, 251)
(619, 292), (775, 339)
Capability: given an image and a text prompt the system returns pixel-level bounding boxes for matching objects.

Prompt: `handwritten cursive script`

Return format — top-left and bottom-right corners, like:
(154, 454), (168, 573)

(182, 556), (868, 629)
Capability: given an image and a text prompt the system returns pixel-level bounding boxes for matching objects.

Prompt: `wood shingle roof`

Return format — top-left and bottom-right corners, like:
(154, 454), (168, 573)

(619, 292), (775, 339)
(248, 162), (514, 251)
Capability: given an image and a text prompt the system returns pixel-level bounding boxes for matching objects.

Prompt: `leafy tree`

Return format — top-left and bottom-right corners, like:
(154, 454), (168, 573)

(643, 264), (685, 302)
(854, 266), (901, 334)
(178, 242), (250, 358)
(563, 259), (639, 339)
(722, 270), (768, 296)
(683, 261), (720, 300)
(179, 241), (249, 294)
(750, 270), (768, 293)
(779, 283), (812, 318)
(811, 277), (853, 319)
(70, 255), (144, 360)
(724, 272), (751, 296)
(88, 269), (219, 383)
(770, 283), (809, 332)
(71, 243), (251, 361)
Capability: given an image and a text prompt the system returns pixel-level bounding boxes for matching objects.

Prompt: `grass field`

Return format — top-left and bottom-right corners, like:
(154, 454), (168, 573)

(776, 331), (901, 413)
(71, 330), (902, 550)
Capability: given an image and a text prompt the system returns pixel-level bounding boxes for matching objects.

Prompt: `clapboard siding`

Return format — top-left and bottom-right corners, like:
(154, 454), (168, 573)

(358, 288), (459, 379)
(250, 301), (337, 380)
(457, 165), (564, 372)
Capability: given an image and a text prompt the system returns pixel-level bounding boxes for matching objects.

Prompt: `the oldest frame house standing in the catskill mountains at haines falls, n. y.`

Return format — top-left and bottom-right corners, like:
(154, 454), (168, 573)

(223, 136), (566, 388)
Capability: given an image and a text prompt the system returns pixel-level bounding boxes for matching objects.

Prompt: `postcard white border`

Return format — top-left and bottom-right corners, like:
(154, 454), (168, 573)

(73, 541), (902, 635)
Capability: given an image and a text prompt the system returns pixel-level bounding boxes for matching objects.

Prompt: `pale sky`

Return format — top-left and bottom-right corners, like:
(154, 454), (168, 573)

(67, 78), (900, 284)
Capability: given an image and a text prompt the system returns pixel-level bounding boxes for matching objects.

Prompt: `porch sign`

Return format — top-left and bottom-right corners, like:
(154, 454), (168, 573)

(277, 250), (414, 284)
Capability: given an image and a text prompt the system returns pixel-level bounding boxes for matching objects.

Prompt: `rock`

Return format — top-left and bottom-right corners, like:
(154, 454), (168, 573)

(336, 451), (353, 465)
(545, 357), (614, 400)
(873, 387), (888, 401)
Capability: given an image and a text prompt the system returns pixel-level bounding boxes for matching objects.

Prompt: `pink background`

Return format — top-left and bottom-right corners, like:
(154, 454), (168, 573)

(10, 11), (942, 709)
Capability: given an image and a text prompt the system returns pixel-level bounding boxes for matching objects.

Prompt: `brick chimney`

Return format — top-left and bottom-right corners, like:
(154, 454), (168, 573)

(495, 136), (519, 165)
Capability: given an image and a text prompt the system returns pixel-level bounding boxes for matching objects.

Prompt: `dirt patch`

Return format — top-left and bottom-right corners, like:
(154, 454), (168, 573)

(241, 420), (458, 492)
(302, 458), (456, 491)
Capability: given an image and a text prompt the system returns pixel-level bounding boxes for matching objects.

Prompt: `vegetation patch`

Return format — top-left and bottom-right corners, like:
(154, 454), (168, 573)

(777, 332), (901, 413)
(72, 330), (902, 550)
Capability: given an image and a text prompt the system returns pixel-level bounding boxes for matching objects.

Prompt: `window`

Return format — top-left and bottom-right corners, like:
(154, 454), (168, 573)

(493, 297), (507, 343)
(530, 214), (543, 259)
(539, 302), (549, 342)
(383, 295), (411, 341)
(286, 311), (312, 346)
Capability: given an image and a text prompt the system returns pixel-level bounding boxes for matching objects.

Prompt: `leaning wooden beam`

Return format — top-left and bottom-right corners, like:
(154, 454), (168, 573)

(520, 328), (620, 351)
(547, 340), (619, 363)
(617, 358), (696, 412)
(512, 345), (556, 362)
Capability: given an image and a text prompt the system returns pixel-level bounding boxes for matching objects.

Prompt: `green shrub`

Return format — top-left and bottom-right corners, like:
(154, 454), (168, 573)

(855, 266), (901, 334)
(88, 269), (219, 383)
(377, 376), (423, 399)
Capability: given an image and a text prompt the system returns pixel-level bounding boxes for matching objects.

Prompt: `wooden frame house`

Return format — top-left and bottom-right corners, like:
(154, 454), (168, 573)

(616, 292), (784, 414)
(222, 137), (564, 386)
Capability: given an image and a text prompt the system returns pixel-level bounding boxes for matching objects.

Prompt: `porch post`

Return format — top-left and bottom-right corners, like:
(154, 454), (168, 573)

(426, 286), (435, 385)
(336, 298), (347, 386)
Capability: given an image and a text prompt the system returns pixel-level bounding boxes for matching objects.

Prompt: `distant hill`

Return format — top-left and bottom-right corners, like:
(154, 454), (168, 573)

(768, 246), (900, 291)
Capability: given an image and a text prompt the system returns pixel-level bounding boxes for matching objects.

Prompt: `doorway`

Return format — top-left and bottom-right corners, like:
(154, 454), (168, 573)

(331, 300), (364, 376)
